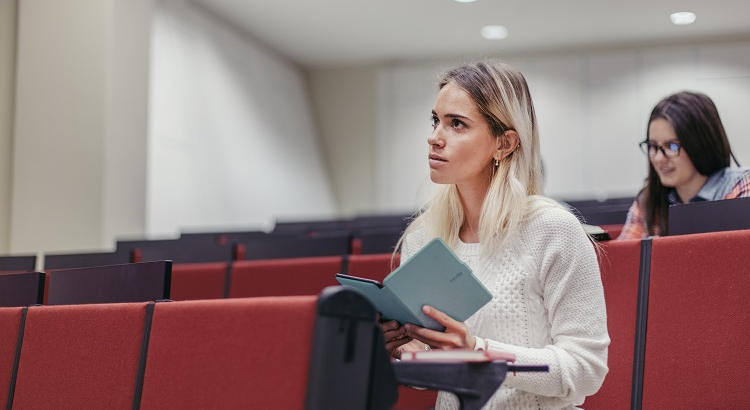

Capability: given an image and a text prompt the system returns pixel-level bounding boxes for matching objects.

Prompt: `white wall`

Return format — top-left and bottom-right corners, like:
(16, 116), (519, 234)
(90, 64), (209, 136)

(102, 0), (152, 247)
(373, 41), (750, 212)
(0, 0), (17, 253)
(148, 0), (336, 236)
(307, 66), (380, 217)
(11, 0), (151, 253)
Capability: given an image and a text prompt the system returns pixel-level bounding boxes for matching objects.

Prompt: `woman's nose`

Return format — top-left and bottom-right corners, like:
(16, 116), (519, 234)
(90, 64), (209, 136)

(427, 131), (444, 148)
(651, 147), (668, 163)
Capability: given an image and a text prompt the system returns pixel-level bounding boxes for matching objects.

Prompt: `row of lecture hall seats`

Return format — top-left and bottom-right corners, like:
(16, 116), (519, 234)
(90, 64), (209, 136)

(0, 286), (531, 410)
(2, 226), (749, 408)
(583, 229), (750, 409)
(0, 198), (628, 273)
(0, 201), (629, 274)
(0, 214), (412, 274)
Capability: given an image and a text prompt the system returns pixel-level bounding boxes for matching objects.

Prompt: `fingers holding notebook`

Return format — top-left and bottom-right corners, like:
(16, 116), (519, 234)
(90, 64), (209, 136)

(380, 320), (412, 357)
(403, 305), (475, 350)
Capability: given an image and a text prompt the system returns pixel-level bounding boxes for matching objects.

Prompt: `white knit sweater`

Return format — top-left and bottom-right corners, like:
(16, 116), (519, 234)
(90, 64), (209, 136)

(401, 205), (609, 410)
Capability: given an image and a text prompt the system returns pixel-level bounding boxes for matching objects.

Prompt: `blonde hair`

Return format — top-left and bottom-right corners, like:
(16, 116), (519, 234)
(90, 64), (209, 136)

(398, 61), (562, 256)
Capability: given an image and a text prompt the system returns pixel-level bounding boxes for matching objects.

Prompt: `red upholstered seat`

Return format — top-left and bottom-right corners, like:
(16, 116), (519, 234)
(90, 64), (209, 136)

(583, 239), (641, 409)
(12, 302), (149, 410)
(0, 307), (23, 409)
(393, 386), (438, 410)
(140, 296), (317, 410)
(642, 230), (750, 409)
(229, 256), (342, 297)
(600, 224), (624, 240)
(170, 262), (227, 300)
(347, 253), (400, 282)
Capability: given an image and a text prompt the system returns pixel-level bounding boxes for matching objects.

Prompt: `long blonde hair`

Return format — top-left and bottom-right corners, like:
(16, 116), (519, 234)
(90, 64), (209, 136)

(399, 61), (559, 255)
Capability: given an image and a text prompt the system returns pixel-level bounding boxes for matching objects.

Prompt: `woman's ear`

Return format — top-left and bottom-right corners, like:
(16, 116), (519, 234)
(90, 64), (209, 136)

(495, 130), (520, 162)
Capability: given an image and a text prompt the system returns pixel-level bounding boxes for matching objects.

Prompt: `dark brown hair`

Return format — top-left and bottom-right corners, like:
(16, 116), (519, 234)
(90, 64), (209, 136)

(642, 91), (738, 235)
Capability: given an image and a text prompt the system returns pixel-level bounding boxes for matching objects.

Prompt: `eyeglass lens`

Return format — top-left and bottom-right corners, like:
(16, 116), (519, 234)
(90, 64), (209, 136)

(641, 141), (680, 157)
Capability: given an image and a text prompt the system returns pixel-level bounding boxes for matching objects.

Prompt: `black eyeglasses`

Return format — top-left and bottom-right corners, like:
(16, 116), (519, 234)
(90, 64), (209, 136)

(639, 140), (682, 158)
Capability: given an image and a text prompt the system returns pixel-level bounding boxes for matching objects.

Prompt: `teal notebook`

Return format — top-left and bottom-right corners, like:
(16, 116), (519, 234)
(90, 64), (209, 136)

(336, 238), (492, 331)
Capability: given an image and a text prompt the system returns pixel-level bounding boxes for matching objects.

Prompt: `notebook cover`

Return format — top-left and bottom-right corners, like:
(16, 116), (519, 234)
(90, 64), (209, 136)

(334, 275), (420, 325)
(336, 238), (492, 330)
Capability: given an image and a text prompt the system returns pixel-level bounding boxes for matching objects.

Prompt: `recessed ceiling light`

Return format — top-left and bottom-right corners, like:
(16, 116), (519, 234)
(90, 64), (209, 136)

(454, 0), (477, 3)
(670, 12), (696, 25)
(481, 25), (508, 40)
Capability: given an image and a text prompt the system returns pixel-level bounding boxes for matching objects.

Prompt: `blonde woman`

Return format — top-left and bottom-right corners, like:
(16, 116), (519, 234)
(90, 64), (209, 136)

(381, 62), (609, 409)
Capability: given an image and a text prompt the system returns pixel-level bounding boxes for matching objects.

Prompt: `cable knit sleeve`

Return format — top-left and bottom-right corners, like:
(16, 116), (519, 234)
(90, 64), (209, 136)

(484, 208), (609, 404)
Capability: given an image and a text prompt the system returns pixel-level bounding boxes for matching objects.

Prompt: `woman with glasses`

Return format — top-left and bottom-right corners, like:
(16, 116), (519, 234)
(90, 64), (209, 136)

(381, 61), (609, 409)
(618, 91), (749, 240)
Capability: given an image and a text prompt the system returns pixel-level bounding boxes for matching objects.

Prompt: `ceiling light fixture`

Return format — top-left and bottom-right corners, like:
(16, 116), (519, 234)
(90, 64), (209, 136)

(481, 25), (508, 40)
(454, 0), (477, 3)
(670, 12), (696, 25)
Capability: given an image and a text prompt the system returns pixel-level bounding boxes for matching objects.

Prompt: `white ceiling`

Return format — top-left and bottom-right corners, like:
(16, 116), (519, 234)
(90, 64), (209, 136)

(193, 0), (750, 67)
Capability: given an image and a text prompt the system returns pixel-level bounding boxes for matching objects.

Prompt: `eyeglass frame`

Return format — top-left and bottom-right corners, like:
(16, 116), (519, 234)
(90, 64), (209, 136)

(639, 139), (682, 158)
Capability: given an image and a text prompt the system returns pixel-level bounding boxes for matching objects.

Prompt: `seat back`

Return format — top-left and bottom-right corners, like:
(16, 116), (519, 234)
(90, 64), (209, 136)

(642, 230), (750, 409)
(140, 287), (391, 410)
(0, 307), (24, 409)
(115, 238), (178, 262)
(11, 302), (150, 410)
(140, 296), (316, 409)
(351, 214), (411, 231)
(354, 229), (403, 255)
(0, 272), (44, 307)
(0, 255), (36, 274)
(583, 239), (642, 409)
(346, 253), (399, 282)
(229, 256), (342, 297)
(178, 230), (268, 245)
(47, 261), (171, 305)
(237, 234), (350, 260)
(271, 219), (351, 236)
(137, 241), (234, 263)
(43, 250), (130, 270)
(564, 197), (634, 226)
(170, 262), (228, 300)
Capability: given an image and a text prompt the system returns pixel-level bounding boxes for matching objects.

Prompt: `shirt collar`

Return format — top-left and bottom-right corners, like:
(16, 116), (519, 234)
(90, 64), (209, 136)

(667, 168), (726, 204)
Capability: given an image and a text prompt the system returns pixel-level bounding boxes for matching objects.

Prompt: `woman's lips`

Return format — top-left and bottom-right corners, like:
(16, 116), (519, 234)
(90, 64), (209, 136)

(658, 167), (675, 175)
(429, 154), (447, 168)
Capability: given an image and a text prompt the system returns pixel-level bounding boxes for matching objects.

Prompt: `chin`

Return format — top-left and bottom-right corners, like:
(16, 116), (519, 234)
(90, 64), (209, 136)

(657, 175), (678, 188)
(659, 180), (676, 188)
(429, 171), (448, 184)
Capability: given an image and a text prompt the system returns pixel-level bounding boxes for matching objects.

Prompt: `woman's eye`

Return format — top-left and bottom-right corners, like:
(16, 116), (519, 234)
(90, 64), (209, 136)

(668, 142), (680, 152)
(451, 119), (465, 129)
(431, 115), (439, 129)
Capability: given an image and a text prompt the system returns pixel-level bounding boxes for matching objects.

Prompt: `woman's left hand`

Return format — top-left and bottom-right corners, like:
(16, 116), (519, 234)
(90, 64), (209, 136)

(404, 305), (475, 350)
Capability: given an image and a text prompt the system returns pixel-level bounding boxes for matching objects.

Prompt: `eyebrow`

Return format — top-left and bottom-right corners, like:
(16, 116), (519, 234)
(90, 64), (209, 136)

(648, 139), (680, 144)
(431, 110), (473, 122)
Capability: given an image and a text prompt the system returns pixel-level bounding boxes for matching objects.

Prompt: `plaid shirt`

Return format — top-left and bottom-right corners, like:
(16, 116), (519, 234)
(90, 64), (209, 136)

(618, 167), (750, 240)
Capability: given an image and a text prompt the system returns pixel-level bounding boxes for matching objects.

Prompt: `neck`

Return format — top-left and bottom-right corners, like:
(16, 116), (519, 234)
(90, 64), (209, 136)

(456, 179), (489, 243)
(675, 173), (708, 203)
